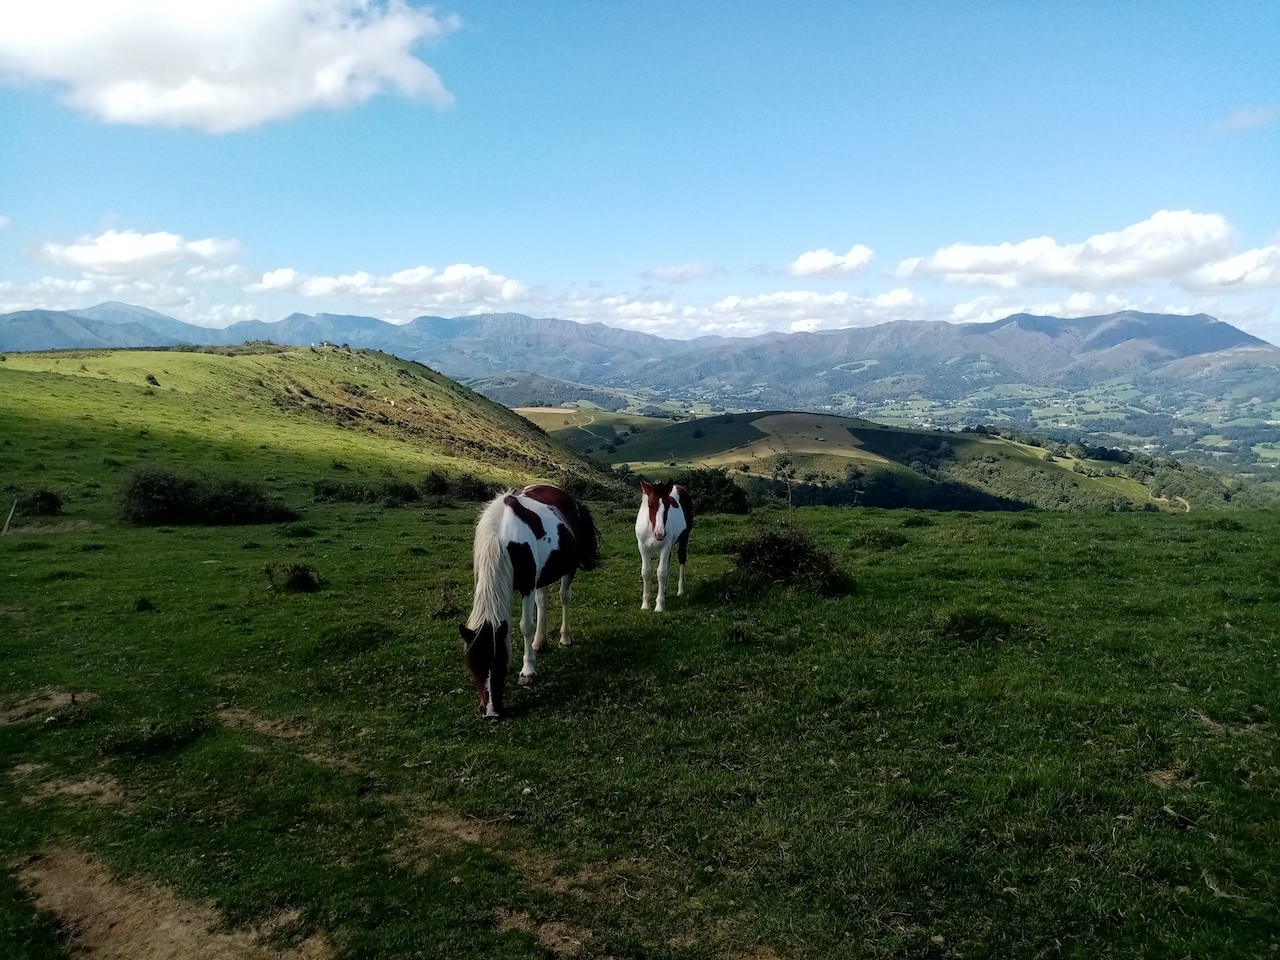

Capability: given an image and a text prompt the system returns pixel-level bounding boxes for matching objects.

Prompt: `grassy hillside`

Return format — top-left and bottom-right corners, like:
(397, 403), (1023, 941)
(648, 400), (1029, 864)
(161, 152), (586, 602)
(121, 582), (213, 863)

(0, 346), (614, 522)
(523, 409), (1195, 511)
(3, 494), (1278, 958)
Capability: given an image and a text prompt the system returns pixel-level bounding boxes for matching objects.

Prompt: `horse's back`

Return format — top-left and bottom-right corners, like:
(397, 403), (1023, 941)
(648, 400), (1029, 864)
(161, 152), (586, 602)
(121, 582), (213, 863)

(503, 485), (601, 573)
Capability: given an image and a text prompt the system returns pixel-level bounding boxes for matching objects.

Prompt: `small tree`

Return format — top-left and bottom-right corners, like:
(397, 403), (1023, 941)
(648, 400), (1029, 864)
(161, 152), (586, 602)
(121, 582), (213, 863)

(771, 456), (797, 508)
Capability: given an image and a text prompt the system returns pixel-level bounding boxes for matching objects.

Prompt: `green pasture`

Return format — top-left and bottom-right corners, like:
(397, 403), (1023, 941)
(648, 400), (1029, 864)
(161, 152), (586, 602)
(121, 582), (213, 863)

(0, 349), (608, 522)
(3, 493), (1278, 958)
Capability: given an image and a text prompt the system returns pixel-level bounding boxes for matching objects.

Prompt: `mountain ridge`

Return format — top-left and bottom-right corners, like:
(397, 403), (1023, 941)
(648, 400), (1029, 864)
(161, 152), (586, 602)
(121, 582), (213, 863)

(3, 303), (1278, 476)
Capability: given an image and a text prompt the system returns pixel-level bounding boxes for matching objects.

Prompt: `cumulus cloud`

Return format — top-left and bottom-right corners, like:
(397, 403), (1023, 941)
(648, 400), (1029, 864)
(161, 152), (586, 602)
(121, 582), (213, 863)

(250, 261), (527, 313)
(0, 215), (10, 230)
(0, 0), (459, 132)
(897, 211), (1236, 290)
(947, 291), (1169, 324)
(786, 244), (874, 278)
(1187, 245), (1280, 291)
(41, 229), (241, 275)
(640, 262), (722, 284)
(1210, 104), (1280, 137)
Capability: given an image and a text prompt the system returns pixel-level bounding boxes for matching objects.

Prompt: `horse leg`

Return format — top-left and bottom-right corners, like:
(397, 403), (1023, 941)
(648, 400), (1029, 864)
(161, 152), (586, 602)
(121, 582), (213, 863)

(489, 628), (509, 717)
(558, 575), (573, 647)
(639, 543), (653, 610)
(532, 586), (549, 652)
(518, 592), (538, 685)
(655, 541), (673, 612)
(677, 529), (690, 596)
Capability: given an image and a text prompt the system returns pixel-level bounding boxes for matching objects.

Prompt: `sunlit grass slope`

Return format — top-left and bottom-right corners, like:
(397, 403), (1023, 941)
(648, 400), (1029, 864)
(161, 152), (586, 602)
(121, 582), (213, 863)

(0, 346), (610, 522)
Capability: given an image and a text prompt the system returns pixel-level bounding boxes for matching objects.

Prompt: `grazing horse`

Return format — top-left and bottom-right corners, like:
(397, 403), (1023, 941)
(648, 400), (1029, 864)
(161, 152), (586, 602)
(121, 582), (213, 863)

(459, 484), (601, 718)
(636, 479), (694, 612)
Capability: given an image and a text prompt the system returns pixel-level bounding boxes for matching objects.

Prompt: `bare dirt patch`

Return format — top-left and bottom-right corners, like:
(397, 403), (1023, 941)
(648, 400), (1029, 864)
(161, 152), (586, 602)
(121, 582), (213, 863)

(1190, 708), (1269, 737)
(7, 520), (104, 535)
(390, 808), (499, 872)
(18, 848), (332, 960)
(1, 689), (96, 724)
(495, 908), (593, 957)
(216, 708), (311, 739)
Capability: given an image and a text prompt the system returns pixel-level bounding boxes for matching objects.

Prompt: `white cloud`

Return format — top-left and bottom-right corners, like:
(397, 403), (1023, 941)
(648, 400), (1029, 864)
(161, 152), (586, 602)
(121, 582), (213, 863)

(947, 291), (1168, 324)
(1187, 245), (1280, 291)
(897, 211), (1235, 290)
(701, 287), (928, 336)
(251, 261), (527, 312)
(1210, 104), (1280, 137)
(41, 229), (240, 275)
(0, 0), (459, 132)
(640, 262), (721, 284)
(0, 215), (10, 230)
(787, 244), (874, 278)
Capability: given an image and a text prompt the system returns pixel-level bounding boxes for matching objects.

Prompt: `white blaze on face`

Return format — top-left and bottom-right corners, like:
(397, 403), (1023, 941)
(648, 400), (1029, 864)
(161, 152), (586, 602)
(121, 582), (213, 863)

(653, 493), (666, 541)
(483, 676), (497, 718)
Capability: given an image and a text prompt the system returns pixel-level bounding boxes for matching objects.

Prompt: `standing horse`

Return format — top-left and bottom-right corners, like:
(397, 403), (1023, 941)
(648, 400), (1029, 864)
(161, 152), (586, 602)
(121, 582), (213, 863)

(459, 484), (602, 718)
(636, 479), (694, 612)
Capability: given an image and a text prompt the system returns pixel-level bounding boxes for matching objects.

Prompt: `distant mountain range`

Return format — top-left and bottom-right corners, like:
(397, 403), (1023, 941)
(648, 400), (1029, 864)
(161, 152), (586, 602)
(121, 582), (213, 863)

(3, 302), (1279, 473)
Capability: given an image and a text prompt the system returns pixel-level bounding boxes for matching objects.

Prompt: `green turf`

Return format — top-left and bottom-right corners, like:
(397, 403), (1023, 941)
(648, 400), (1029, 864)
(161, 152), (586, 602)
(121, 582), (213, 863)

(2, 350), (1277, 959)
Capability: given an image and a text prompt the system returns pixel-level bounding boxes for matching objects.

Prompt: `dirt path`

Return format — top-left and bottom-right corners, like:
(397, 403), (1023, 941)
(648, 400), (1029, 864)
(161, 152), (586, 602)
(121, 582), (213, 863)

(19, 848), (332, 960)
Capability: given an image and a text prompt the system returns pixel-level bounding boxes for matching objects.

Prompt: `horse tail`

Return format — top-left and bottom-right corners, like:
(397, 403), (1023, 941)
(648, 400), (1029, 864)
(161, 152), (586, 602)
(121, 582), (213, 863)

(573, 499), (603, 572)
(467, 492), (514, 629)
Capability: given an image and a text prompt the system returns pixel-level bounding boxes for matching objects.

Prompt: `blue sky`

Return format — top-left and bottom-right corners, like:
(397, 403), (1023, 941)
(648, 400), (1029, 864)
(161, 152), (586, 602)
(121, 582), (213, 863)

(2, 1), (1278, 342)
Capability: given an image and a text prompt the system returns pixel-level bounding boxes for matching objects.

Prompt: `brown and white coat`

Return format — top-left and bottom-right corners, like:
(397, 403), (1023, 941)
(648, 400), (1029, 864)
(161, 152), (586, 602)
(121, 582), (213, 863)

(460, 484), (601, 718)
(635, 480), (694, 612)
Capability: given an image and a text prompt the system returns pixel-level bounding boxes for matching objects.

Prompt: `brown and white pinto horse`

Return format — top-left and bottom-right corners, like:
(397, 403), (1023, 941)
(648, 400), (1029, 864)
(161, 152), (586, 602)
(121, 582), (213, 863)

(635, 479), (694, 612)
(459, 484), (601, 718)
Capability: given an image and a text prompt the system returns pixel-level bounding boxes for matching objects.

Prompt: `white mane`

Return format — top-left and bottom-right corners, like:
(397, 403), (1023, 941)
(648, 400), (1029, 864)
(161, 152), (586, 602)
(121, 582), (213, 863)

(466, 492), (514, 629)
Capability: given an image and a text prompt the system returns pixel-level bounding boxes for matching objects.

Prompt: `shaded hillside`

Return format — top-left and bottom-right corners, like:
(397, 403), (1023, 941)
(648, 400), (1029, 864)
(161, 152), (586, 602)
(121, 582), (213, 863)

(527, 408), (1257, 511)
(0, 345), (616, 521)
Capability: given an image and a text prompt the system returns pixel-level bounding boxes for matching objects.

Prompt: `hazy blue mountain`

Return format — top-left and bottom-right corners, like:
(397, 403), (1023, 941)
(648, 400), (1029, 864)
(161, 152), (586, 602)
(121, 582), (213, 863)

(4, 303), (1276, 418)
(0, 309), (188, 351)
(70, 301), (206, 343)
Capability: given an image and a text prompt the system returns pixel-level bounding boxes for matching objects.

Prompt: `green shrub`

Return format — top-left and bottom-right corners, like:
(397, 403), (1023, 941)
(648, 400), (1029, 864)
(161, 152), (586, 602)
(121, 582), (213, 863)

(673, 467), (750, 514)
(731, 524), (846, 593)
(120, 467), (298, 525)
(17, 488), (63, 517)
(265, 563), (323, 592)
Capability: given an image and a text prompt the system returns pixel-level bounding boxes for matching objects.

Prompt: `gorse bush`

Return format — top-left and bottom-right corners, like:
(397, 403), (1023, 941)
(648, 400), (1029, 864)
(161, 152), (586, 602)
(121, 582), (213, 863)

(17, 488), (63, 517)
(673, 467), (750, 514)
(265, 563), (323, 592)
(731, 523), (846, 593)
(120, 467), (298, 525)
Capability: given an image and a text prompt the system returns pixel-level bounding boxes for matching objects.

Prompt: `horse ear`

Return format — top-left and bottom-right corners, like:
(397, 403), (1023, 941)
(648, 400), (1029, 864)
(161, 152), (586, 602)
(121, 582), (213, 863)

(641, 479), (653, 496)
(459, 624), (475, 643)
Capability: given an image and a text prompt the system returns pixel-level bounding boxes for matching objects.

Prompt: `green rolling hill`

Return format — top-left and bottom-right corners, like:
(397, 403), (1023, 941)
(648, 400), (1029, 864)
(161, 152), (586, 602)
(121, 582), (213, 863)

(0, 346), (615, 524)
(520, 407), (1251, 511)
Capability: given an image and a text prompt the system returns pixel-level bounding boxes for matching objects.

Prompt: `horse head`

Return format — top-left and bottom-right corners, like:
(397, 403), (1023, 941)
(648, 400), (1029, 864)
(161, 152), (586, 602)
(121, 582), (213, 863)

(459, 620), (509, 718)
(641, 479), (676, 542)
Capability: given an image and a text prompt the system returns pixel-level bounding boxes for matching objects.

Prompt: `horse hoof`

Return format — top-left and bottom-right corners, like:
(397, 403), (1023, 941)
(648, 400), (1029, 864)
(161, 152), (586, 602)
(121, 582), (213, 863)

(518, 673), (534, 686)
(559, 638), (572, 648)
(532, 640), (545, 652)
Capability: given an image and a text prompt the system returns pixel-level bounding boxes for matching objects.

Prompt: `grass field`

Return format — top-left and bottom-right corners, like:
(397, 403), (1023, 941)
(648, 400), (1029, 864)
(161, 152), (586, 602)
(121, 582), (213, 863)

(2, 350), (1277, 958)
(3, 497), (1278, 959)
(0, 348), (609, 520)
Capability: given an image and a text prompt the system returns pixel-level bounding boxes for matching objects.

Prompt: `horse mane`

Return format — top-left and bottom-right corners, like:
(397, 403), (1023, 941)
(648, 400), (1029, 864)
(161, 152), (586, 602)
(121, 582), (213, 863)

(466, 492), (514, 629)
